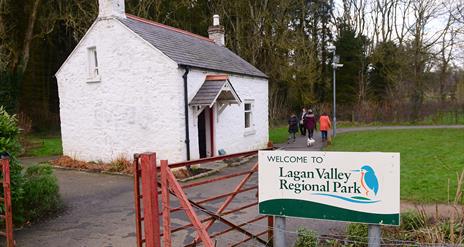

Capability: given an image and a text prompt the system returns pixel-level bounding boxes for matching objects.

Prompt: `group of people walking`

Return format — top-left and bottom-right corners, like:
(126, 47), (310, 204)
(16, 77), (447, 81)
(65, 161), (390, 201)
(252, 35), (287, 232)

(287, 108), (332, 144)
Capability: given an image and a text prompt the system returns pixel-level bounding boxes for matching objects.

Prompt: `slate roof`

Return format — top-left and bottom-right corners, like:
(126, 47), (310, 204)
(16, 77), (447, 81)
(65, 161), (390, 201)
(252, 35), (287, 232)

(118, 15), (267, 78)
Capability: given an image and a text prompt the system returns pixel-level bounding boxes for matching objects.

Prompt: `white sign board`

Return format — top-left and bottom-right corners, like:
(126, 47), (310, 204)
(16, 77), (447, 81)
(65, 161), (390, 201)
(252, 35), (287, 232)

(258, 150), (400, 225)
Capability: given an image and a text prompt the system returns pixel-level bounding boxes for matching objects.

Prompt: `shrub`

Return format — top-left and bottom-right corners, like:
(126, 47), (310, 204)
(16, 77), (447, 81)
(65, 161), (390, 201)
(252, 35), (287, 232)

(0, 107), (61, 224)
(294, 227), (318, 247)
(22, 164), (61, 222)
(346, 223), (368, 246)
(108, 156), (132, 173)
(0, 106), (25, 223)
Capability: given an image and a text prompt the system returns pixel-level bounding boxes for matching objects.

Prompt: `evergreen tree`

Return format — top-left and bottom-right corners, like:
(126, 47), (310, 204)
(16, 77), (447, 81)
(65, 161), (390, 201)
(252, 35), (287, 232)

(333, 23), (365, 106)
(368, 41), (401, 102)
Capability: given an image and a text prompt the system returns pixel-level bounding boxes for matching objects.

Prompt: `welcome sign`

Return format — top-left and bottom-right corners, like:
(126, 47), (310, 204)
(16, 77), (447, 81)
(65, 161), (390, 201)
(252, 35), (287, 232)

(258, 150), (400, 225)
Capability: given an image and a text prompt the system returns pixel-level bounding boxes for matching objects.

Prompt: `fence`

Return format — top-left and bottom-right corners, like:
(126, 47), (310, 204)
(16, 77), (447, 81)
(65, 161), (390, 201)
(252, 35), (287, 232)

(0, 158), (14, 247)
(133, 149), (273, 246)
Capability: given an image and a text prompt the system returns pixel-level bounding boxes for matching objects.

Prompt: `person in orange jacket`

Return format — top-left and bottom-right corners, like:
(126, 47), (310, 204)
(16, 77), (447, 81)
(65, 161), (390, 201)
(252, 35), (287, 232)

(319, 112), (332, 141)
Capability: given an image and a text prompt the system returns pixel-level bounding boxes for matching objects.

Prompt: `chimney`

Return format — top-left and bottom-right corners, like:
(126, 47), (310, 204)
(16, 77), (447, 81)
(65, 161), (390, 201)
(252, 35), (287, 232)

(98, 0), (126, 19)
(208, 14), (225, 46)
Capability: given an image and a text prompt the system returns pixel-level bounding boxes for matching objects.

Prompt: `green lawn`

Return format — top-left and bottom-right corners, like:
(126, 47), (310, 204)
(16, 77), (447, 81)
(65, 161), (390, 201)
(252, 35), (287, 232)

(22, 134), (62, 157)
(271, 111), (464, 131)
(325, 129), (464, 203)
(269, 126), (290, 144)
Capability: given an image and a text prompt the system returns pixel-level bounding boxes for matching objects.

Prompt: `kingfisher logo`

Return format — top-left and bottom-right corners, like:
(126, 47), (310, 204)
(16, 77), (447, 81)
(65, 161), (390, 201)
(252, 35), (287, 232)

(312, 165), (380, 204)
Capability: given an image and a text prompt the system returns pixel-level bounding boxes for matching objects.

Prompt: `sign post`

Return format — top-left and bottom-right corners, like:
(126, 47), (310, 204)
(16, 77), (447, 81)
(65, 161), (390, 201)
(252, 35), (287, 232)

(368, 224), (381, 247)
(258, 150), (400, 246)
(273, 216), (286, 247)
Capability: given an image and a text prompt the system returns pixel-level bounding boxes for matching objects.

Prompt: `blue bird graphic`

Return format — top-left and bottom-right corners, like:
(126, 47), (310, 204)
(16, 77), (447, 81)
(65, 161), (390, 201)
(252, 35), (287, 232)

(360, 165), (379, 196)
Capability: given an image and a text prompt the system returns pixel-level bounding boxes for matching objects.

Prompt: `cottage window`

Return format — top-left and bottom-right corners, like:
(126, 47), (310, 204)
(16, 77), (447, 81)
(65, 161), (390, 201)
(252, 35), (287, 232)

(244, 101), (253, 129)
(87, 47), (99, 81)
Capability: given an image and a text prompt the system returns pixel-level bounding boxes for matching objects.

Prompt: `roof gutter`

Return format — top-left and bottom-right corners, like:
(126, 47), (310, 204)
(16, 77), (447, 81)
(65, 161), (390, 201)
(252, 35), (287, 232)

(178, 64), (269, 79)
(182, 66), (191, 161)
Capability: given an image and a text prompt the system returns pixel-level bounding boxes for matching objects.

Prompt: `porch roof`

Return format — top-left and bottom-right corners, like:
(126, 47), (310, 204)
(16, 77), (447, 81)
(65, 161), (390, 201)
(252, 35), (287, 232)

(189, 75), (241, 108)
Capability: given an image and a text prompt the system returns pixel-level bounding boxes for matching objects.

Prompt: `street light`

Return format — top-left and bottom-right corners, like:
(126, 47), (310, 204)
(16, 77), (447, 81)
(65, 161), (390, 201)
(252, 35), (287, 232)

(327, 45), (343, 138)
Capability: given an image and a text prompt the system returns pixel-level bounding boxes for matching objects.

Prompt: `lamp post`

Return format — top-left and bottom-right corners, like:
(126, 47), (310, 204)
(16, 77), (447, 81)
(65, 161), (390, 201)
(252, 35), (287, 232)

(327, 45), (343, 138)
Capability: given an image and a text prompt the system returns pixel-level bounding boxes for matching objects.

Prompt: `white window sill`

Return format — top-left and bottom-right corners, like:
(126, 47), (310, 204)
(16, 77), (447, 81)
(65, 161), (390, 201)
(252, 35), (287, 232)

(244, 129), (256, 136)
(86, 76), (101, 83)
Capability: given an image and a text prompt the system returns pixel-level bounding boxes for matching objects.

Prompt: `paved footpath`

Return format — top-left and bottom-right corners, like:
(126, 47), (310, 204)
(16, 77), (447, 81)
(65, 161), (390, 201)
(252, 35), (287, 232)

(15, 125), (463, 246)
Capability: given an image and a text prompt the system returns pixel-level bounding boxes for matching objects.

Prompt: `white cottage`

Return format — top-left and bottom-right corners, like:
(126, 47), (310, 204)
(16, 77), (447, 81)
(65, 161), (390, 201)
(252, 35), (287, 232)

(56, 0), (269, 163)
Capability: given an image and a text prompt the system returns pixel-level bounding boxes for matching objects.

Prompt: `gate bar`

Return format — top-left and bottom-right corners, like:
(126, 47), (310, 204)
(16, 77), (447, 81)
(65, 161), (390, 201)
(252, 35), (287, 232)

(187, 201), (267, 245)
(161, 160), (172, 246)
(208, 216), (267, 239)
(185, 216), (268, 247)
(1, 158), (14, 247)
(197, 162), (258, 241)
(231, 230), (269, 247)
(132, 154), (143, 247)
(164, 186), (257, 215)
(181, 170), (255, 189)
(164, 160), (214, 247)
(167, 149), (260, 169)
(222, 202), (259, 216)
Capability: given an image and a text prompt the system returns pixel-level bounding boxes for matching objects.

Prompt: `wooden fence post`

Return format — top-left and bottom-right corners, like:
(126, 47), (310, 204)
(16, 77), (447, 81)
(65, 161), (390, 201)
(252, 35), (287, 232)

(140, 153), (161, 247)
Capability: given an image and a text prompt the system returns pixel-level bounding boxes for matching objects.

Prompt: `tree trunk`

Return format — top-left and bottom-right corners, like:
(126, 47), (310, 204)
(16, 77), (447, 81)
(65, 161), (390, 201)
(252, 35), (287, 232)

(15, 0), (41, 76)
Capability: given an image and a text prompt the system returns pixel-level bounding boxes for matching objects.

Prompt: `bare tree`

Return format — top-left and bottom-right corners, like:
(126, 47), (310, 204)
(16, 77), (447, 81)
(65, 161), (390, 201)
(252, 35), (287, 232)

(393, 0), (412, 45)
(409, 0), (453, 120)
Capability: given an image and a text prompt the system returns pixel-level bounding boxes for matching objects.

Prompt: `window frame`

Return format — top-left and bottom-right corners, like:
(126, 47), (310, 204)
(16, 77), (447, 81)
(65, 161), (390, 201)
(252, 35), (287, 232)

(243, 100), (255, 136)
(87, 46), (100, 82)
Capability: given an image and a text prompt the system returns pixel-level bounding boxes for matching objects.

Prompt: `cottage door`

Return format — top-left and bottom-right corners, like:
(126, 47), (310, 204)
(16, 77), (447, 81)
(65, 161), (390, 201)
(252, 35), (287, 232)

(197, 110), (207, 158)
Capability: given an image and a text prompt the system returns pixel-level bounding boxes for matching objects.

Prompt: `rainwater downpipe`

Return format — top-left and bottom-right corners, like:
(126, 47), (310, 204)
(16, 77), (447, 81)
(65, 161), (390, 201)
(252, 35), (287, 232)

(182, 66), (191, 161)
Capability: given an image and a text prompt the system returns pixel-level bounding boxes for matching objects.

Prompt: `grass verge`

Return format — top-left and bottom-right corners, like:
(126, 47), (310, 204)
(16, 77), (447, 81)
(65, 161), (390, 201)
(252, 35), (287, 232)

(22, 134), (62, 157)
(269, 126), (289, 144)
(325, 128), (464, 203)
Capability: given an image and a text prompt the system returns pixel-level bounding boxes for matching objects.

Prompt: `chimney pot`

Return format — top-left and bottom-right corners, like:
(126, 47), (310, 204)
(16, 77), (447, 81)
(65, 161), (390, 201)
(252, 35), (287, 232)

(213, 14), (220, 26)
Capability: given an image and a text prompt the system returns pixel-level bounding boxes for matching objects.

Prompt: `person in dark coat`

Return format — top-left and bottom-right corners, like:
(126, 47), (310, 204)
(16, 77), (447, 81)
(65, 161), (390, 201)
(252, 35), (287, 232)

(304, 109), (317, 139)
(288, 113), (298, 143)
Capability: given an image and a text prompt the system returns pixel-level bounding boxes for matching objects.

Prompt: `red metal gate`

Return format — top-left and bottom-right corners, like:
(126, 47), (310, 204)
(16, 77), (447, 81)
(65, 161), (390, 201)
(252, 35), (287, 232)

(133, 149), (273, 246)
(0, 158), (15, 247)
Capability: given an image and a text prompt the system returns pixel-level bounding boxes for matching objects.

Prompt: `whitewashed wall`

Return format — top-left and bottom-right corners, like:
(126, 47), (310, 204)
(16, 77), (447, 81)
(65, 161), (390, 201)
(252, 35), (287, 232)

(56, 17), (268, 163)
(186, 69), (269, 159)
(56, 18), (185, 162)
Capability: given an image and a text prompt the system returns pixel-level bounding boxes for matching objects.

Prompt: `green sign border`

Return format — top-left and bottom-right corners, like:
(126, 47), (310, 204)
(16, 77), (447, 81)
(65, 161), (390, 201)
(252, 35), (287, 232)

(259, 199), (400, 225)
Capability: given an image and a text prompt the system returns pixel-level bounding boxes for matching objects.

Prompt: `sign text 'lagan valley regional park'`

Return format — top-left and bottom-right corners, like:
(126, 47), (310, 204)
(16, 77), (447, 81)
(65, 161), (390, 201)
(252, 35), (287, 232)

(258, 151), (400, 225)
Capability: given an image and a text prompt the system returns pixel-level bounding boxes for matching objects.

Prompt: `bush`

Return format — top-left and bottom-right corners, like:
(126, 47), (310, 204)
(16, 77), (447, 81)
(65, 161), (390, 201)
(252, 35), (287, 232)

(0, 106), (61, 224)
(0, 106), (25, 223)
(108, 156), (132, 173)
(22, 164), (61, 222)
(346, 223), (368, 246)
(294, 227), (318, 247)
